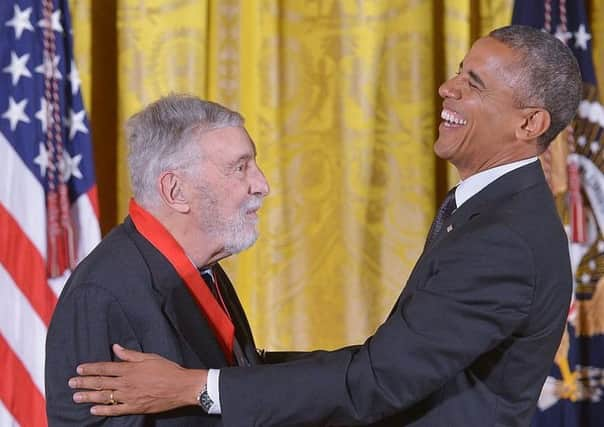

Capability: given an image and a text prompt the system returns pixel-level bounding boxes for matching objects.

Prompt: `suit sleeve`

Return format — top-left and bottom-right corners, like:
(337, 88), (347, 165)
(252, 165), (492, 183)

(219, 223), (536, 426)
(45, 283), (145, 426)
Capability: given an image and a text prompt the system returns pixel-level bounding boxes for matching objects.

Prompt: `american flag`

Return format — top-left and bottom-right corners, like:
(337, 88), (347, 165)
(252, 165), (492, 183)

(513, 1), (604, 426)
(0, 0), (100, 426)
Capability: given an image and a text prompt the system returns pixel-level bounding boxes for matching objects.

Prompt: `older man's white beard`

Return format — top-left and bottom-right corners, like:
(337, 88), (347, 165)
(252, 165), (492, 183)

(222, 196), (263, 255)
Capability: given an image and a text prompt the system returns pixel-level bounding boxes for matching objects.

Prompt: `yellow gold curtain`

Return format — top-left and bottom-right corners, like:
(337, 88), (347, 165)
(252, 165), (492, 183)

(69, 0), (604, 350)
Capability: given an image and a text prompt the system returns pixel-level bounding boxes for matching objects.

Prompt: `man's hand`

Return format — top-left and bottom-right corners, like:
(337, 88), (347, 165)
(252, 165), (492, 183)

(68, 344), (206, 416)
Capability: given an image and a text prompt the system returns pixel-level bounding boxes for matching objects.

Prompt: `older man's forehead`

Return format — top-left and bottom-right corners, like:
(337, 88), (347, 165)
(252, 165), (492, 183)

(197, 126), (257, 158)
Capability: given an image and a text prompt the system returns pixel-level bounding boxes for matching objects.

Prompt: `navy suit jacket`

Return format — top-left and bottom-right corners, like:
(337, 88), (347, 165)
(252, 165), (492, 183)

(45, 217), (260, 426)
(219, 161), (572, 426)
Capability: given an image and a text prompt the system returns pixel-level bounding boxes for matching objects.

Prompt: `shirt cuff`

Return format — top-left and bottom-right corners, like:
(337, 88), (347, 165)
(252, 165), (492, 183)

(207, 369), (222, 414)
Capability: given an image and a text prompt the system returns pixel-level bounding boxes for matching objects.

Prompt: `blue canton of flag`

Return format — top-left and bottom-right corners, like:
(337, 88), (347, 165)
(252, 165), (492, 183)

(0, 1), (100, 426)
(513, 1), (604, 427)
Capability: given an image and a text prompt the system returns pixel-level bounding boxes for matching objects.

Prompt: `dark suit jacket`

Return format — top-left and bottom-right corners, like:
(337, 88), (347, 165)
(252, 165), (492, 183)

(45, 217), (260, 426)
(219, 161), (572, 427)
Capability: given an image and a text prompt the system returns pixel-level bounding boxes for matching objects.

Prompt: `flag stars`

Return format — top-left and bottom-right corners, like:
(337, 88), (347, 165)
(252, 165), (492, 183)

(554, 25), (572, 45)
(2, 97), (30, 131)
(35, 54), (62, 80)
(34, 143), (83, 182)
(574, 24), (592, 51)
(34, 142), (50, 176)
(60, 151), (83, 182)
(67, 109), (88, 140)
(69, 61), (81, 95)
(590, 141), (600, 154)
(5, 5), (34, 40)
(3, 51), (32, 86)
(35, 97), (53, 132)
(37, 10), (63, 33)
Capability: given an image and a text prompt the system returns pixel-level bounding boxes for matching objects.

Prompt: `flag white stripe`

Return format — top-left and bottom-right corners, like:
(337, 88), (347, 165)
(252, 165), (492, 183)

(0, 263), (47, 395)
(72, 192), (101, 261)
(0, 399), (19, 427)
(47, 271), (70, 300)
(1, 134), (101, 300)
(0, 132), (46, 259)
(47, 193), (101, 298)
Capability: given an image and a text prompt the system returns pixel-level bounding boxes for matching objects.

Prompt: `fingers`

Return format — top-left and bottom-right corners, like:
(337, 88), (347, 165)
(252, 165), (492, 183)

(72, 388), (138, 417)
(75, 345), (160, 376)
(89, 403), (134, 417)
(68, 375), (122, 391)
(72, 389), (135, 416)
(72, 389), (115, 405)
(112, 344), (145, 362)
(76, 361), (120, 376)
(113, 343), (160, 362)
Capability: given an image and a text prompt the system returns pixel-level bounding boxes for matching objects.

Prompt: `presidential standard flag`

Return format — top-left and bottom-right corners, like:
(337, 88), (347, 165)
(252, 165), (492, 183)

(512, 1), (604, 426)
(0, 0), (100, 426)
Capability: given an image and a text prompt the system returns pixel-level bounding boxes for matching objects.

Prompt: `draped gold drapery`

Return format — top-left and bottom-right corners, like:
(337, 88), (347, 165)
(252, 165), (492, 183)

(69, 0), (604, 351)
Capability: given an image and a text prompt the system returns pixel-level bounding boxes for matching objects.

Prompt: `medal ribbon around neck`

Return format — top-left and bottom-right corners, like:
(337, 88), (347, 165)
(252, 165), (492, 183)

(129, 198), (234, 365)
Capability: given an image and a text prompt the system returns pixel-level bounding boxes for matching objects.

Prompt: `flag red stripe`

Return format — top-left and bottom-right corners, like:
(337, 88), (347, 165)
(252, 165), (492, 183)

(87, 185), (100, 219)
(0, 203), (57, 326)
(0, 334), (48, 427)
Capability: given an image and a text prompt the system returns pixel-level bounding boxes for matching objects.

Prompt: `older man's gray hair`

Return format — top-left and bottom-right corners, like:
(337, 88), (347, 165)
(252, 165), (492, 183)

(126, 94), (244, 208)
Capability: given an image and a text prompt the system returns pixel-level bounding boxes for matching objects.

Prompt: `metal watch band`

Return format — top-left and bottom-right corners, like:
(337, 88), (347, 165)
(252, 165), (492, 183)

(197, 383), (214, 413)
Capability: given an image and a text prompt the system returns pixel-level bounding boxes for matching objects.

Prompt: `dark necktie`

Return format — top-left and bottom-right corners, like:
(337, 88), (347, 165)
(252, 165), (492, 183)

(199, 267), (250, 367)
(200, 268), (221, 302)
(425, 187), (457, 249)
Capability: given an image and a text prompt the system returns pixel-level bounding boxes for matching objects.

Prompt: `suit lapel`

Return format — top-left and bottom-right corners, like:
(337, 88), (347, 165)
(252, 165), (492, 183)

(388, 162), (547, 318)
(427, 161), (546, 253)
(124, 218), (230, 368)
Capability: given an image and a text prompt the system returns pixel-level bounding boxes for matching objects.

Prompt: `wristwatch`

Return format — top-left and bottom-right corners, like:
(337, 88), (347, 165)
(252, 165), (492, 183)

(197, 383), (214, 413)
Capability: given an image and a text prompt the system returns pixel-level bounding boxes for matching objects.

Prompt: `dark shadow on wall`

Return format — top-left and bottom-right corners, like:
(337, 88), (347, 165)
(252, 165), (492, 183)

(432, 0), (448, 205)
(431, 1), (485, 205)
(91, 0), (118, 235)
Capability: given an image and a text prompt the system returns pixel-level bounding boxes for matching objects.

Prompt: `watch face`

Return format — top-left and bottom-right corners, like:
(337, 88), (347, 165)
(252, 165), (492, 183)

(199, 385), (214, 412)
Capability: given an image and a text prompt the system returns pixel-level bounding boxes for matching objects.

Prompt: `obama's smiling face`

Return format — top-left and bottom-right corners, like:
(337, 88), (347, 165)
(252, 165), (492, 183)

(435, 36), (547, 179)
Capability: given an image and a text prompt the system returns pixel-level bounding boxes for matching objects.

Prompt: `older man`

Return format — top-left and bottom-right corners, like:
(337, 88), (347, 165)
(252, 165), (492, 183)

(69, 25), (581, 426)
(45, 95), (270, 425)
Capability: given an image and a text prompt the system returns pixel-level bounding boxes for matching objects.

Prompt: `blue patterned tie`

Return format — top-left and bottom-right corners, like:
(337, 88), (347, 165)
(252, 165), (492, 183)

(425, 187), (457, 249)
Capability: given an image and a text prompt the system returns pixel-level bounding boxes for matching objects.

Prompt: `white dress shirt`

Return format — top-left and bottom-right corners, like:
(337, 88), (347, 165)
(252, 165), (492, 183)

(454, 157), (538, 208)
(206, 156), (540, 414)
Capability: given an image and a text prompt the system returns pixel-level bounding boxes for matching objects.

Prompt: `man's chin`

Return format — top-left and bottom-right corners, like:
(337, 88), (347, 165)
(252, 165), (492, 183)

(433, 140), (450, 160)
(224, 231), (258, 255)
(433, 137), (460, 161)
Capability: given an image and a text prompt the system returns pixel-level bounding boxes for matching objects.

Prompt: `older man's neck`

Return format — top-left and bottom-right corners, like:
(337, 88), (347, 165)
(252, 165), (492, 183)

(152, 208), (230, 268)
(186, 243), (230, 268)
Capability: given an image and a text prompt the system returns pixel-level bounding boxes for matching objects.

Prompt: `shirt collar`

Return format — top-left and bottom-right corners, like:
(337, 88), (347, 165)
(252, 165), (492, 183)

(455, 157), (539, 208)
